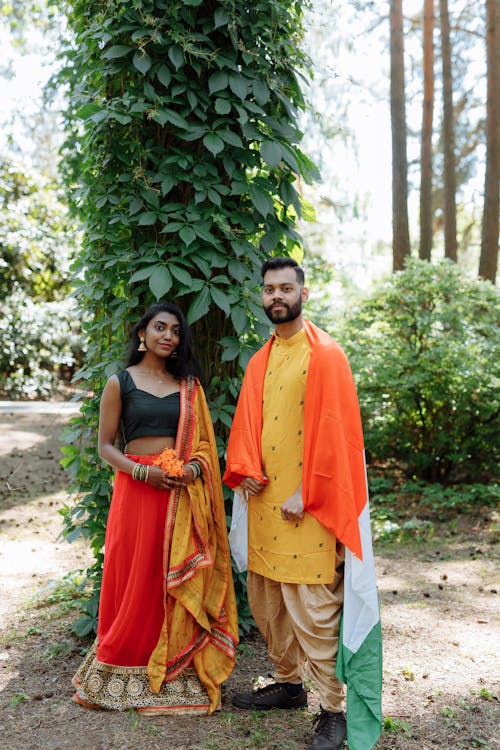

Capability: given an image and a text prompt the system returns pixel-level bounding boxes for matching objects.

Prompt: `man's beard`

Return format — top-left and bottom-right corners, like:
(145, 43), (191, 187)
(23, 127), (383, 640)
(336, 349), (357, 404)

(264, 298), (302, 324)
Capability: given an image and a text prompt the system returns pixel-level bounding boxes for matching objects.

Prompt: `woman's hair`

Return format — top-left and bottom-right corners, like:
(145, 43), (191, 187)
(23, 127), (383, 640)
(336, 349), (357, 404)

(126, 301), (201, 380)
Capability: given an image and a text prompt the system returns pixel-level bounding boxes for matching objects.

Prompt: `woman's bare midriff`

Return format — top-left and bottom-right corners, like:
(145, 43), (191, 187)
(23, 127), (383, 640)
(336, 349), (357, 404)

(125, 435), (176, 456)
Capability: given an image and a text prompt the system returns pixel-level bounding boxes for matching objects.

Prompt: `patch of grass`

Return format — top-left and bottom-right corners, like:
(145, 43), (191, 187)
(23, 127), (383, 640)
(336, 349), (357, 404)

(383, 716), (412, 736)
(42, 639), (75, 660)
(477, 687), (494, 700)
(11, 693), (27, 706)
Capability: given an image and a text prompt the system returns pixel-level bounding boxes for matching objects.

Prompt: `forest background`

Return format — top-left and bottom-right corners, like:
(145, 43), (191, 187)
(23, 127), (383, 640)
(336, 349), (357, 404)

(0, 0), (498, 615)
(0, 3), (498, 747)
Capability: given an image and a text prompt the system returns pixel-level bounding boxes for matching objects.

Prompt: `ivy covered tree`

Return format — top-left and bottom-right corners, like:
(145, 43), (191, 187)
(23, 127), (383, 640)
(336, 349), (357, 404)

(58, 0), (317, 633)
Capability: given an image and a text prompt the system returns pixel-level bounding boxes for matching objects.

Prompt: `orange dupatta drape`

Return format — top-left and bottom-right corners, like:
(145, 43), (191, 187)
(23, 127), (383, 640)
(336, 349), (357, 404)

(223, 320), (367, 560)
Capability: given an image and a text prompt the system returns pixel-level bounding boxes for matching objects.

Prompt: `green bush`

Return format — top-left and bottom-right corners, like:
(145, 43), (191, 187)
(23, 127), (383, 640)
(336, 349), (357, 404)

(339, 259), (499, 482)
(0, 289), (83, 398)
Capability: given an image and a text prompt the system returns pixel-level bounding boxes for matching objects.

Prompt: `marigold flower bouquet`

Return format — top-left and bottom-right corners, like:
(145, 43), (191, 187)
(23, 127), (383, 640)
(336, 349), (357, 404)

(152, 447), (184, 477)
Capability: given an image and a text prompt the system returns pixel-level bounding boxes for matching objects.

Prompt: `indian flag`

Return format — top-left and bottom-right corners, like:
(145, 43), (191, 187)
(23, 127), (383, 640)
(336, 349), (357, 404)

(336, 476), (383, 750)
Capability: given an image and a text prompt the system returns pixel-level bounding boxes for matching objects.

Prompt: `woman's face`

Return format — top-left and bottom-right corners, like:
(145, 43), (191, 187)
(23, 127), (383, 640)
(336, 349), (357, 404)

(141, 312), (181, 358)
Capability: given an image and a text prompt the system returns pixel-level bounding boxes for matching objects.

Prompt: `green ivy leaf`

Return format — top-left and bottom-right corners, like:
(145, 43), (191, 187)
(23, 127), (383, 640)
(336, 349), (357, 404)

(179, 225), (196, 246)
(152, 109), (189, 129)
(203, 133), (224, 156)
(218, 129), (243, 148)
(137, 211), (157, 225)
(229, 75), (249, 99)
(157, 65), (172, 87)
(168, 45), (184, 70)
(208, 70), (229, 95)
(130, 266), (154, 283)
(211, 285), (231, 315)
(231, 304), (249, 335)
(102, 45), (131, 60)
(169, 265), (193, 285)
(249, 184), (274, 217)
(261, 140), (282, 169)
(149, 266), (172, 299)
(253, 80), (270, 105)
(220, 336), (241, 361)
(214, 8), (229, 28)
(215, 98), (231, 115)
(76, 103), (102, 120)
(188, 286), (211, 323)
(133, 51), (152, 74)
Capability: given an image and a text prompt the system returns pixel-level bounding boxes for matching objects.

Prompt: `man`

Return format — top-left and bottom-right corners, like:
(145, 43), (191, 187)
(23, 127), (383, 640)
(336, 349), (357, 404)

(223, 258), (382, 750)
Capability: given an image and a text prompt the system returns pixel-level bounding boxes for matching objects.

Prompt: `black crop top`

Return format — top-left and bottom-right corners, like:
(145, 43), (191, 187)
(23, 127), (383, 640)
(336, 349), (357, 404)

(117, 369), (180, 444)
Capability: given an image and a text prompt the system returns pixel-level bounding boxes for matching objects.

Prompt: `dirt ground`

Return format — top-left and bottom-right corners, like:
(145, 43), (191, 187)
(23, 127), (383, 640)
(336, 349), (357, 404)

(0, 410), (498, 750)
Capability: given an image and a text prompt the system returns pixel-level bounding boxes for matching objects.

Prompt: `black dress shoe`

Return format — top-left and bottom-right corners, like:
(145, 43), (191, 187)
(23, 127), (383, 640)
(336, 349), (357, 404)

(308, 708), (346, 750)
(232, 682), (307, 710)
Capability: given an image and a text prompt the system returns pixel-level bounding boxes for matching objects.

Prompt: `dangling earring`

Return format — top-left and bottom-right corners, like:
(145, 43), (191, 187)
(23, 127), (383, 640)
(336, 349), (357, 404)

(138, 336), (147, 352)
(171, 351), (178, 358)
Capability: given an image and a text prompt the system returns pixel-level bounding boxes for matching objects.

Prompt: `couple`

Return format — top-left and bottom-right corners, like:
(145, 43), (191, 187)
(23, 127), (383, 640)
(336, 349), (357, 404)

(72, 257), (381, 750)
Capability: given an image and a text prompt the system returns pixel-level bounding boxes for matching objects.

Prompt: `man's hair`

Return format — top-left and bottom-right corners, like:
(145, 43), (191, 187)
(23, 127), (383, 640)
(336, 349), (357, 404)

(260, 257), (305, 285)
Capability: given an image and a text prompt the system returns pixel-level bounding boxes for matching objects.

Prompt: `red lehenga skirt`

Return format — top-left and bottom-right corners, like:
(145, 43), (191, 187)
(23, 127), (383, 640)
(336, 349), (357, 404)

(72, 379), (238, 715)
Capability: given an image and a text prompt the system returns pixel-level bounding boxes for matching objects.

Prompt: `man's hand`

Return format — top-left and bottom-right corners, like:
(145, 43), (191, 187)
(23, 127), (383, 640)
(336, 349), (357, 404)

(242, 476), (267, 496)
(280, 493), (304, 521)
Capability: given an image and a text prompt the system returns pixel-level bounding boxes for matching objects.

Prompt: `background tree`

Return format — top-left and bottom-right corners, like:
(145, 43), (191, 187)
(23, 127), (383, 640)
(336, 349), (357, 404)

(478, 0), (500, 283)
(390, 0), (411, 270)
(439, 0), (458, 261)
(419, 0), (435, 260)
(58, 0), (316, 634)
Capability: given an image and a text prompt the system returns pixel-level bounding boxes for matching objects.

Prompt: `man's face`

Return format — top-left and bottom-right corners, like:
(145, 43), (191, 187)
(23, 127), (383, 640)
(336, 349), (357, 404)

(262, 267), (308, 324)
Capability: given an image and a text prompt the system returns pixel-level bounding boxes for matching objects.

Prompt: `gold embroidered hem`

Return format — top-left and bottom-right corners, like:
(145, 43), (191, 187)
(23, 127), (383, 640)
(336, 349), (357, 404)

(72, 641), (215, 715)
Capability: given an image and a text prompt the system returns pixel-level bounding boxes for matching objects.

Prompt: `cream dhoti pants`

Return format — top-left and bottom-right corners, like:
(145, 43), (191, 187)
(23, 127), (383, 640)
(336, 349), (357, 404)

(247, 554), (345, 713)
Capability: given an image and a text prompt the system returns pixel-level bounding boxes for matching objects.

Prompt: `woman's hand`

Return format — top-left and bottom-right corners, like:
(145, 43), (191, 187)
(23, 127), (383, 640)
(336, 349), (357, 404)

(144, 465), (176, 490)
(145, 463), (196, 490)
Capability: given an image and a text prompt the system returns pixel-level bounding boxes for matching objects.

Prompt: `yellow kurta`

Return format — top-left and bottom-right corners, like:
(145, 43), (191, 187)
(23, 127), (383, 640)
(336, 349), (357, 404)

(248, 328), (336, 584)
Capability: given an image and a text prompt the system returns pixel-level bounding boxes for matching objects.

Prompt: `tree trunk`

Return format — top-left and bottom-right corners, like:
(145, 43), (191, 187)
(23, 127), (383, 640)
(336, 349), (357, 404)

(439, 0), (458, 261)
(419, 0), (435, 261)
(390, 0), (411, 271)
(479, 0), (500, 283)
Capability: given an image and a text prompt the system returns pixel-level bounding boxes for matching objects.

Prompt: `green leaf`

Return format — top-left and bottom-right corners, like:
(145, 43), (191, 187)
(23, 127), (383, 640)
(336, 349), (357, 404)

(133, 51), (152, 74)
(130, 266), (154, 283)
(229, 75), (249, 99)
(218, 129), (243, 148)
(214, 8), (229, 28)
(188, 286), (211, 323)
(261, 140), (282, 169)
(76, 103), (102, 120)
(152, 109), (189, 129)
(252, 80), (270, 105)
(228, 259), (250, 283)
(168, 46), (184, 70)
(103, 45), (131, 60)
(169, 265), (193, 286)
(208, 70), (228, 95)
(215, 98), (231, 115)
(137, 211), (157, 226)
(211, 285), (231, 315)
(249, 184), (274, 218)
(157, 65), (172, 87)
(231, 304), (249, 335)
(203, 133), (224, 156)
(111, 112), (132, 125)
(149, 266), (172, 299)
(220, 336), (241, 361)
(179, 226), (196, 246)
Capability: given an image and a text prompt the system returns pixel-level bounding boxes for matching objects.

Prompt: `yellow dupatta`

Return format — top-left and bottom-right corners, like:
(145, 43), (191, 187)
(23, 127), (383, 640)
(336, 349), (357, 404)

(147, 377), (238, 712)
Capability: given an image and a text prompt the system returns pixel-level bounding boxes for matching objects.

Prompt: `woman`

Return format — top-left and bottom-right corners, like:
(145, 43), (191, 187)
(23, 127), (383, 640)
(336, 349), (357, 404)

(72, 301), (238, 715)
